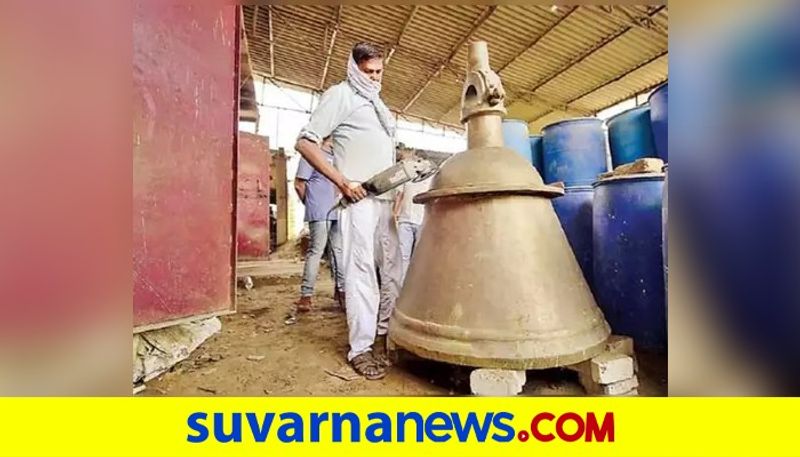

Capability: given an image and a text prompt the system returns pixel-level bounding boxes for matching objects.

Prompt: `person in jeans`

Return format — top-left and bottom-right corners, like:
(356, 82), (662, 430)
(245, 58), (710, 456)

(393, 150), (434, 282)
(294, 136), (344, 312)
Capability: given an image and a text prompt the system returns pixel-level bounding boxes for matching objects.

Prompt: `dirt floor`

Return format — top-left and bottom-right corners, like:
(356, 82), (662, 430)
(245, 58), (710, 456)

(144, 258), (667, 397)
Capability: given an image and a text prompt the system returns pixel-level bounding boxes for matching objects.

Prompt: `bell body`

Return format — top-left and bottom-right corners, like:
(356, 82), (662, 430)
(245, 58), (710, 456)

(389, 40), (611, 370)
(389, 146), (611, 369)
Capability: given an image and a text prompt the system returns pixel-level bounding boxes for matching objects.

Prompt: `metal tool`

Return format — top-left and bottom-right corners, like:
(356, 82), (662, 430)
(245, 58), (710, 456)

(333, 149), (452, 210)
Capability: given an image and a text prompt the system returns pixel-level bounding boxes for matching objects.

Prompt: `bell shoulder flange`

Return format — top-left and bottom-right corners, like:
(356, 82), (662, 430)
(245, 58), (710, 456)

(415, 145), (563, 204)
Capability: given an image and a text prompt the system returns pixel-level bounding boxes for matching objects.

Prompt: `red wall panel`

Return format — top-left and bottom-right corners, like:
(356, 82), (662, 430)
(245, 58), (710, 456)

(237, 132), (271, 259)
(133, 4), (239, 330)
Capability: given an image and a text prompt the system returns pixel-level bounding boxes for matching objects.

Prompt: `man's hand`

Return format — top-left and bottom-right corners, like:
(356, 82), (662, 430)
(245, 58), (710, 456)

(338, 179), (368, 203)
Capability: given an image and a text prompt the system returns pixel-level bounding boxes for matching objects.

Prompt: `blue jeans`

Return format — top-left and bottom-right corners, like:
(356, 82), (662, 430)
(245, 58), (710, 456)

(398, 221), (421, 282)
(300, 220), (344, 297)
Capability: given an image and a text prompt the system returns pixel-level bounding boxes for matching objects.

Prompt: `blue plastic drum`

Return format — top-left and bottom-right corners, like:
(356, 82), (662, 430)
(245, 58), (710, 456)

(502, 119), (533, 164)
(528, 134), (544, 174)
(593, 173), (666, 352)
(607, 105), (658, 167)
(542, 118), (609, 186)
(552, 186), (595, 292)
(648, 83), (668, 162)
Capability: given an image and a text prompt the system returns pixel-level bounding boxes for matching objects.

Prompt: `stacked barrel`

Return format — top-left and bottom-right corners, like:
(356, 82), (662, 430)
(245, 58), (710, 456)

(542, 118), (607, 294)
(501, 119), (543, 174)
(534, 81), (669, 352)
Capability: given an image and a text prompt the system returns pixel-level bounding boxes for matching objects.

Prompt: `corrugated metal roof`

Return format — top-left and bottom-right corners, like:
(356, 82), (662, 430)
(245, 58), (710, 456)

(243, 4), (668, 130)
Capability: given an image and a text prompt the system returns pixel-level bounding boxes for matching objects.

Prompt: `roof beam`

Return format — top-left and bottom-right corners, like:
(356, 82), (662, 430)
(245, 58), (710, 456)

(268, 6), (275, 76)
(270, 8), (327, 55)
(437, 6), (579, 122)
(386, 6), (419, 66)
(528, 50), (668, 124)
(498, 6), (578, 74)
(594, 5), (668, 37)
(319, 6), (342, 90)
(252, 6), (260, 37)
(521, 5), (666, 96)
(260, 73), (465, 131)
(263, 8), (459, 80)
(402, 5), (497, 113)
(396, 112), (464, 132)
(435, 76), (589, 126)
(565, 50), (667, 105)
(510, 86), (591, 117)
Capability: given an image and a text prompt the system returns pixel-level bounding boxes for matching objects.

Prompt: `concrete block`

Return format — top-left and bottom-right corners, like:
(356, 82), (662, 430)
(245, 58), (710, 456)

(470, 369), (526, 397)
(579, 371), (639, 396)
(601, 158), (665, 179)
(605, 335), (634, 357)
(602, 376), (639, 395)
(578, 370), (602, 395)
(590, 353), (634, 384)
(619, 389), (639, 396)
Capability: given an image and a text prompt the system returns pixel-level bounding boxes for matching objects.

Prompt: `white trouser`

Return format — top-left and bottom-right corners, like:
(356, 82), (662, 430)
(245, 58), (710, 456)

(339, 197), (402, 361)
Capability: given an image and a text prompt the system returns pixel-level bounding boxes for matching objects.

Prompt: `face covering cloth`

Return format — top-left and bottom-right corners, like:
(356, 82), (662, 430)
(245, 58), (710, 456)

(346, 54), (396, 139)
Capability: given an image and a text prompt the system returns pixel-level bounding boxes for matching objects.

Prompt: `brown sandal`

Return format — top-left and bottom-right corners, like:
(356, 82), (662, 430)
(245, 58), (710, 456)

(294, 296), (312, 313)
(350, 352), (386, 380)
(372, 335), (393, 368)
(372, 353), (392, 368)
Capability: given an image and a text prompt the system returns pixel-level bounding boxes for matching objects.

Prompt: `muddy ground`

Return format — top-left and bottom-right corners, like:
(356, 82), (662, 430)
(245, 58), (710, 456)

(144, 259), (666, 397)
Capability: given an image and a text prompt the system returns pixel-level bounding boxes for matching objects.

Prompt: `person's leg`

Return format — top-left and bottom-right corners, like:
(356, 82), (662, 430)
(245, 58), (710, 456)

(375, 201), (403, 339)
(340, 199), (382, 368)
(397, 222), (415, 282)
(411, 223), (421, 254)
(328, 219), (345, 295)
(322, 220), (334, 283)
(298, 221), (328, 310)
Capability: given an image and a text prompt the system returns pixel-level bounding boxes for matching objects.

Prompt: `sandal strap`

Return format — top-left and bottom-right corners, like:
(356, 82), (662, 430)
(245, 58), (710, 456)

(351, 353), (376, 369)
(351, 353), (385, 377)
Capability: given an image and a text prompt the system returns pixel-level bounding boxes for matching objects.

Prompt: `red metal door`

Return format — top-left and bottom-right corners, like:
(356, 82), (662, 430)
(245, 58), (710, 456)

(237, 132), (271, 259)
(133, 4), (240, 330)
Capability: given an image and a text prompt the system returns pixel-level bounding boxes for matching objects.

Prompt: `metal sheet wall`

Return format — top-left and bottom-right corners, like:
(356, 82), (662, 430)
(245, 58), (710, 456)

(133, 4), (240, 330)
(237, 132), (271, 259)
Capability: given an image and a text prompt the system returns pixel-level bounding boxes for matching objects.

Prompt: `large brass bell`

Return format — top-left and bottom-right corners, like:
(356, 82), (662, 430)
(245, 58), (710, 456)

(388, 42), (611, 369)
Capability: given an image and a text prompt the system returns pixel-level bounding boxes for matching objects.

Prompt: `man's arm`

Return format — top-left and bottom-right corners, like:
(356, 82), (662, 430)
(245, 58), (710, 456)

(295, 139), (367, 202)
(295, 84), (367, 203)
(393, 188), (404, 219)
(294, 178), (307, 202)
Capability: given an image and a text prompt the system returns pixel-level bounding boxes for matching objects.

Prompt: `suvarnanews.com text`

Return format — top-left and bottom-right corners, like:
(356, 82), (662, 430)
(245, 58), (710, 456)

(187, 411), (615, 444)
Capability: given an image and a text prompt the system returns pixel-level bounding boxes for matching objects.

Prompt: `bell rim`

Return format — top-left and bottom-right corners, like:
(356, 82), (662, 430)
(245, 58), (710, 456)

(388, 332), (610, 370)
(392, 309), (607, 342)
(414, 183), (564, 204)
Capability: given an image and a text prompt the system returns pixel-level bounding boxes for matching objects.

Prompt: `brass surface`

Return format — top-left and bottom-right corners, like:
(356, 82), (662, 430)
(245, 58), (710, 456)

(389, 41), (611, 369)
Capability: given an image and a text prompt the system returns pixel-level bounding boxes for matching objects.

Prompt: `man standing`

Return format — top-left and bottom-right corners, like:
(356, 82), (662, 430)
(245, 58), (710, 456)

(393, 152), (434, 283)
(295, 42), (401, 380)
(294, 136), (344, 312)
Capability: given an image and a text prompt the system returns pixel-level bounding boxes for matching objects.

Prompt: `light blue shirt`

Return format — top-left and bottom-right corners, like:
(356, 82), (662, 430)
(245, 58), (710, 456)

(298, 81), (395, 200)
(296, 149), (338, 222)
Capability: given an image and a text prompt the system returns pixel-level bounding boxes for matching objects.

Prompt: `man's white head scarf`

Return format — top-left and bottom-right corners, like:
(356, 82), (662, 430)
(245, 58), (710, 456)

(346, 54), (396, 138)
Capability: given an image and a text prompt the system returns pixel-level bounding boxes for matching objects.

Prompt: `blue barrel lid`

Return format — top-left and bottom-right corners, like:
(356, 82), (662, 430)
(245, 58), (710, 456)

(564, 185), (594, 192)
(606, 104), (651, 124)
(541, 116), (604, 131)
